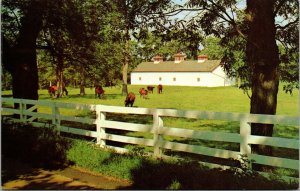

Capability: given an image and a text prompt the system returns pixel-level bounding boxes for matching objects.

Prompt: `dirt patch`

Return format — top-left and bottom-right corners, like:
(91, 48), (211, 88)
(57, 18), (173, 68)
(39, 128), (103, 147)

(2, 158), (131, 190)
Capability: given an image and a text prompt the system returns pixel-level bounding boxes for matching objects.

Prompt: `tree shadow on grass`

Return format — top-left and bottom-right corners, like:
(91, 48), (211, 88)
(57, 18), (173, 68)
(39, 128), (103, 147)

(1, 119), (73, 181)
(123, 158), (297, 190)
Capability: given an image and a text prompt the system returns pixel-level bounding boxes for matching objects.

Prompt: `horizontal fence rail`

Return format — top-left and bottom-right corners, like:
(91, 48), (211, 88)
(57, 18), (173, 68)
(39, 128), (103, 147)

(1, 97), (299, 180)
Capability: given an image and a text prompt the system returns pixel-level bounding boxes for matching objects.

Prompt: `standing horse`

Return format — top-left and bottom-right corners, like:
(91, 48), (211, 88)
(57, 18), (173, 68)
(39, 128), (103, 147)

(125, 92), (135, 107)
(48, 85), (68, 98)
(48, 85), (58, 98)
(157, 84), (163, 94)
(95, 85), (105, 98)
(147, 86), (155, 94)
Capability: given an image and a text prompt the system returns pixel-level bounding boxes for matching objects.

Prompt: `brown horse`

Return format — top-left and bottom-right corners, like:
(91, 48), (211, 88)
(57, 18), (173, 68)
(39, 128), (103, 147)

(125, 92), (135, 107)
(139, 88), (148, 99)
(95, 85), (105, 98)
(48, 85), (58, 97)
(147, 86), (155, 93)
(157, 84), (163, 94)
(48, 85), (68, 98)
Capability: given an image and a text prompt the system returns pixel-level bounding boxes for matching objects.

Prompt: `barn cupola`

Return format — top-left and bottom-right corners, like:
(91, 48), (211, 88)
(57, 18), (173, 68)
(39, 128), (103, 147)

(174, 52), (186, 63)
(153, 55), (163, 64)
(198, 55), (208, 63)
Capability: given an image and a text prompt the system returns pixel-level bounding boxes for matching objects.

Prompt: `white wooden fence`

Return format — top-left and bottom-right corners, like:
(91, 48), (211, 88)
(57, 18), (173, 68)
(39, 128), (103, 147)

(1, 98), (299, 180)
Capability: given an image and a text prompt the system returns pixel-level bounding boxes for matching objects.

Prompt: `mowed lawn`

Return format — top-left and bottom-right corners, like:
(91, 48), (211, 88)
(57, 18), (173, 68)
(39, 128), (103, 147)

(2, 84), (298, 138)
(2, 84), (299, 176)
(22, 83), (298, 115)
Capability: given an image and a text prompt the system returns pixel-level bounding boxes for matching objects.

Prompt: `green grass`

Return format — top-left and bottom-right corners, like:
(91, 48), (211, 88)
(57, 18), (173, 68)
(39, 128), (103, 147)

(2, 84), (298, 151)
(2, 120), (299, 189)
(2, 83), (298, 115)
(2, 84), (299, 182)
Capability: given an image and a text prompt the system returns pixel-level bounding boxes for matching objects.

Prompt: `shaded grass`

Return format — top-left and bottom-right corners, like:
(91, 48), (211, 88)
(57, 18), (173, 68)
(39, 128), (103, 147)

(2, 121), (298, 189)
(1, 119), (72, 170)
(66, 139), (298, 190)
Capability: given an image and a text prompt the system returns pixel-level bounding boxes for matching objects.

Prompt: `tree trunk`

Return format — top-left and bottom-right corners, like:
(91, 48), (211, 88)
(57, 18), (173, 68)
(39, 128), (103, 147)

(8, 6), (43, 117)
(246, 0), (279, 160)
(80, 65), (86, 96)
(56, 54), (64, 98)
(122, 31), (130, 96)
(11, 10), (42, 102)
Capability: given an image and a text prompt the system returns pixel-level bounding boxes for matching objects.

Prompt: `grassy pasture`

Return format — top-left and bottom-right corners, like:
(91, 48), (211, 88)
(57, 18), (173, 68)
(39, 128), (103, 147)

(2, 83), (298, 114)
(2, 84), (299, 177)
(2, 85), (299, 184)
(2, 84), (298, 141)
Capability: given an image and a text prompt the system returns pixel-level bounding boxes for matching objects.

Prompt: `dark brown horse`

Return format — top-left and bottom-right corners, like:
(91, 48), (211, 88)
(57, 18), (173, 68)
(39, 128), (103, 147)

(125, 92), (135, 107)
(95, 85), (105, 98)
(157, 84), (163, 94)
(147, 86), (155, 93)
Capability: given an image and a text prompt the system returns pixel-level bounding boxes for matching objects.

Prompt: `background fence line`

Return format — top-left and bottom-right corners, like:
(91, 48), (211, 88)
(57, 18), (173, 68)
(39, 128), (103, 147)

(1, 97), (299, 180)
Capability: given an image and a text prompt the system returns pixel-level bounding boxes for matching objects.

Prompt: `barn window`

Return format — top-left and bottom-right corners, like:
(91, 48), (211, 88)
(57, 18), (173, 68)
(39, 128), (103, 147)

(159, 77), (162, 81)
(197, 77), (200, 82)
(139, 77), (142, 81)
(173, 77), (176, 81)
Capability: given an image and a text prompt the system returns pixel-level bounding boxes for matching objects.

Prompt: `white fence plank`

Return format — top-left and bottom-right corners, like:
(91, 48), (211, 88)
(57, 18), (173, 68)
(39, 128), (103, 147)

(157, 109), (299, 126)
(55, 102), (97, 111)
(249, 154), (299, 170)
(59, 115), (95, 124)
(99, 104), (155, 115)
(160, 126), (241, 143)
(102, 133), (155, 147)
(101, 120), (154, 133)
(161, 140), (241, 159)
(22, 110), (53, 120)
(248, 135), (299, 149)
(60, 126), (97, 137)
(2, 108), (21, 114)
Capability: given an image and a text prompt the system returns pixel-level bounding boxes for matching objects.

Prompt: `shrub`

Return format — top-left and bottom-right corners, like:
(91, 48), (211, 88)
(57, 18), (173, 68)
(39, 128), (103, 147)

(2, 119), (71, 168)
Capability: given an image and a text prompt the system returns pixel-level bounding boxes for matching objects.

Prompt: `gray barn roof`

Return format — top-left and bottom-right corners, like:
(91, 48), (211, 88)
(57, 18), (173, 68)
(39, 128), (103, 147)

(132, 60), (221, 72)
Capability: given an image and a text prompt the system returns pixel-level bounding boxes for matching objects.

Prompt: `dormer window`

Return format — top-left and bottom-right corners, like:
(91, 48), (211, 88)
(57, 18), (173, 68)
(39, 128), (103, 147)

(198, 55), (208, 63)
(174, 52), (186, 63)
(153, 55), (163, 64)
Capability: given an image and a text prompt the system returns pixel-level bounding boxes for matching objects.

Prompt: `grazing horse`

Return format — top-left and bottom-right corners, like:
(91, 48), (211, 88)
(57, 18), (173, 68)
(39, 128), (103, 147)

(139, 88), (148, 99)
(48, 85), (68, 98)
(125, 92), (135, 107)
(147, 86), (155, 94)
(95, 85), (105, 98)
(157, 84), (163, 94)
(48, 85), (58, 97)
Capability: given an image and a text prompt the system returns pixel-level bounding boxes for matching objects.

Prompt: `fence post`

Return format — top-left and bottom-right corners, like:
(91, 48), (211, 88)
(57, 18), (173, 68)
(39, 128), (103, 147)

(240, 117), (252, 166)
(96, 105), (106, 147)
(153, 109), (163, 158)
(52, 102), (61, 133)
(19, 100), (25, 122)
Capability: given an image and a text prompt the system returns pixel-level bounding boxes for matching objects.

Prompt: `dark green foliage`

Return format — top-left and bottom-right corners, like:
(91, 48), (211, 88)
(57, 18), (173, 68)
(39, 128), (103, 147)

(2, 119), (72, 168)
(128, 157), (297, 190)
(66, 139), (298, 189)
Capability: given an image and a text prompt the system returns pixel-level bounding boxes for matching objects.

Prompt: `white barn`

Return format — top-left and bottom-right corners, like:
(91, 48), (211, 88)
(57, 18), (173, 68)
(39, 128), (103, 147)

(130, 53), (235, 87)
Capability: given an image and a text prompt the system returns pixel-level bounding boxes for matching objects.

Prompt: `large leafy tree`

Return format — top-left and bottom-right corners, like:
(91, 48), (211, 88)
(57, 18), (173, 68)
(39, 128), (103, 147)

(2, 0), (105, 99)
(175, 0), (299, 159)
(2, 0), (45, 101)
(110, 0), (172, 95)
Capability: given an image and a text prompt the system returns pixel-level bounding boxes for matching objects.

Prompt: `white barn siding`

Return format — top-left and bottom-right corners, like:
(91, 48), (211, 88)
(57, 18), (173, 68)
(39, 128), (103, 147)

(131, 70), (229, 87)
(212, 66), (236, 86)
